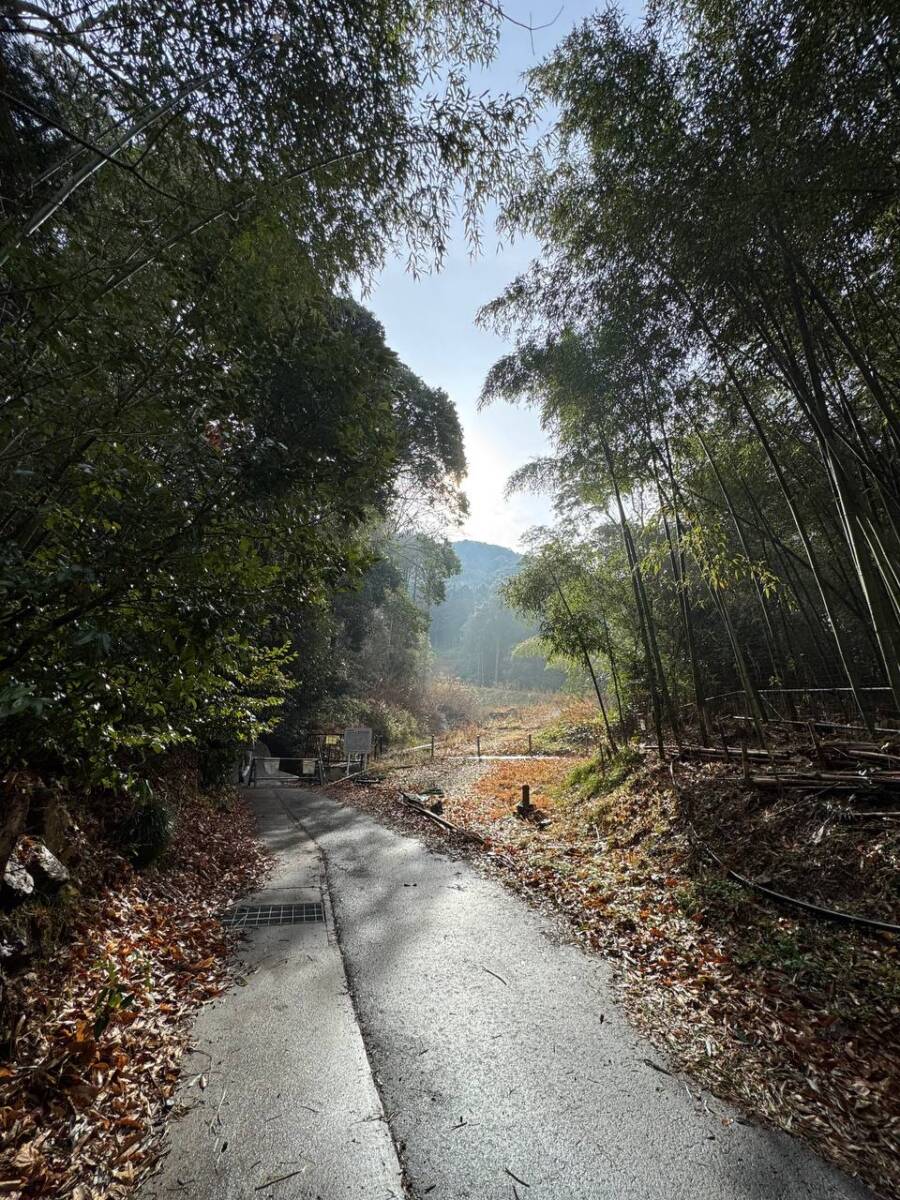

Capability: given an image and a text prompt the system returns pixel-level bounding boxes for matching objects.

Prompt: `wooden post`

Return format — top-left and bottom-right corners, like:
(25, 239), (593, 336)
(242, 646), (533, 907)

(517, 784), (533, 818)
(739, 735), (750, 782)
(719, 723), (731, 762)
(527, 733), (532, 755)
(476, 736), (481, 759)
(808, 720), (824, 767)
(430, 734), (435, 759)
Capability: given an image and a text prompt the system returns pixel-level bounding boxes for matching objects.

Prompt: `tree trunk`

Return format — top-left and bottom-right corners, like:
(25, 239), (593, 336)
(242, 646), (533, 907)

(0, 774), (31, 880)
(652, 433), (711, 744)
(601, 438), (680, 747)
(547, 567), (619, 752)
(599, 610), (626, 735)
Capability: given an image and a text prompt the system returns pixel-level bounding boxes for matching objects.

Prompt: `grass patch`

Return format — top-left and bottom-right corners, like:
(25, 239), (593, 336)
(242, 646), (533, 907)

(563, 744), (643, 806)
(531, 700), (609, 755)
(469, 757), (581, 822)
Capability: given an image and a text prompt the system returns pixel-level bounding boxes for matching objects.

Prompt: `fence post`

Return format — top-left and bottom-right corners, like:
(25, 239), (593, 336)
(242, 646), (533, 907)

(430, 734), (435, 759)
(476, 735), (481, 759)
(527, 733), (532, 755)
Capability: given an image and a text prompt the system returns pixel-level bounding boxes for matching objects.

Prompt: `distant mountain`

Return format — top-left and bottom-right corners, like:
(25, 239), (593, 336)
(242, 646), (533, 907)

(446, 539), (520, 593)
(430, 540), (564, 690)
(430, 539), (521, 654)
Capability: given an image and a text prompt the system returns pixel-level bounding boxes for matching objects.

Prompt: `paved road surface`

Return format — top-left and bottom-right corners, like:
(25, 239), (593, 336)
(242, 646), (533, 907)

(143, 785), (874, 1200)
(140, 789), (404, 1199)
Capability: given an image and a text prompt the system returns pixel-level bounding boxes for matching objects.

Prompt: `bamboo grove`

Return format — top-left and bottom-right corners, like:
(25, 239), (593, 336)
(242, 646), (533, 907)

(486, 0), (900, 749)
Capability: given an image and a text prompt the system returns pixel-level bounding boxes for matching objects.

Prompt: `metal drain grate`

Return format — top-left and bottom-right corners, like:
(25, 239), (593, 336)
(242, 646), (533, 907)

(222, 902), (325, 928)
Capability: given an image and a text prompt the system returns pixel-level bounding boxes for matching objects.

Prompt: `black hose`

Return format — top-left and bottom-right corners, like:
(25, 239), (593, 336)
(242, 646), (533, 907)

(697, 836), (900, 935)
(668, 760), (899, 934)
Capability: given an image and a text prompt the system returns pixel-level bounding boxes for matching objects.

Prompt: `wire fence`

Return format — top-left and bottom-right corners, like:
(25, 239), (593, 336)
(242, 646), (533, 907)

(379, 731), (579, 763)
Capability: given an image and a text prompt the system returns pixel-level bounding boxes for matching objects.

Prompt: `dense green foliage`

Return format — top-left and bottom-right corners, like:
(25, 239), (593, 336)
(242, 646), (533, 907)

(271, 528), (463, 751)
(485, 0), (900, 743)
(0, 1), (521, 798)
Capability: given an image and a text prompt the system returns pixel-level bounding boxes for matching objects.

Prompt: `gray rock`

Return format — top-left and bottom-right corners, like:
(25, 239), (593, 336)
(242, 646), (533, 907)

(1, 856), (34, 905)
(22, 840), (69, 892)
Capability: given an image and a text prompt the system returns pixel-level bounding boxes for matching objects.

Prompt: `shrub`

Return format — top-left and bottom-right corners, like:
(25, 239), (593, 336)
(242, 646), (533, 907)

(422, 677), (481, 728)
(120, 785), (173, 867)
(317, 696), (422, 748)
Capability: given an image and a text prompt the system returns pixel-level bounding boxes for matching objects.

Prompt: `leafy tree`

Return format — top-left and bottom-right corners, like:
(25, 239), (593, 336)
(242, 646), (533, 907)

(0, 1), (524, 855)
(504, 535), (626, 747)
(269, 360), (469, 748)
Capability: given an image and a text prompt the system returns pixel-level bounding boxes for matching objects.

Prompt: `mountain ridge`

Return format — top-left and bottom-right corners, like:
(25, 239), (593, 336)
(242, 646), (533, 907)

(447, 539), (521, 594)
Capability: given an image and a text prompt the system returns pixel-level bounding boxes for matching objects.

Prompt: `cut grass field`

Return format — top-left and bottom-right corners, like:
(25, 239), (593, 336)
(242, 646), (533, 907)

(379, 693), (603, 762)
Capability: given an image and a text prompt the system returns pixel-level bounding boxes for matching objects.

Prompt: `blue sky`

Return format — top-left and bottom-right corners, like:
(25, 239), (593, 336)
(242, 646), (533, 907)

(366, 1), (642, 551)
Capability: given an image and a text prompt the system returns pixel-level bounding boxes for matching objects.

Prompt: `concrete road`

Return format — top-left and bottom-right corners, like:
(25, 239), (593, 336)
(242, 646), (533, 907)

(140, 789), (404, 1200)
(292, 787), (872, 1200)
(144, 785), (873, 1200)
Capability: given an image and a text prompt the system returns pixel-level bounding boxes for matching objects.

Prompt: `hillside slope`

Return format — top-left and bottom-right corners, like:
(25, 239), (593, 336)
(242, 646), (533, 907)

(446, 539), (520, 592)
(429, 540), (565, 691)
(430, 539), (519, 652)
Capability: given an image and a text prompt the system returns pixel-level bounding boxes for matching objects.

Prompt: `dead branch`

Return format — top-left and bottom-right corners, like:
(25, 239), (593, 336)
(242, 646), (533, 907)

(399, 793), (486, 844)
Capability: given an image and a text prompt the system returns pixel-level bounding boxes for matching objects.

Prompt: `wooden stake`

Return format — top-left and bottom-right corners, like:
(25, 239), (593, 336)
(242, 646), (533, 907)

(719, 723), (731, 762)
(808, 720), (824, 767)
(517, 784), (533, 818)
(739, 735), (750, 782)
